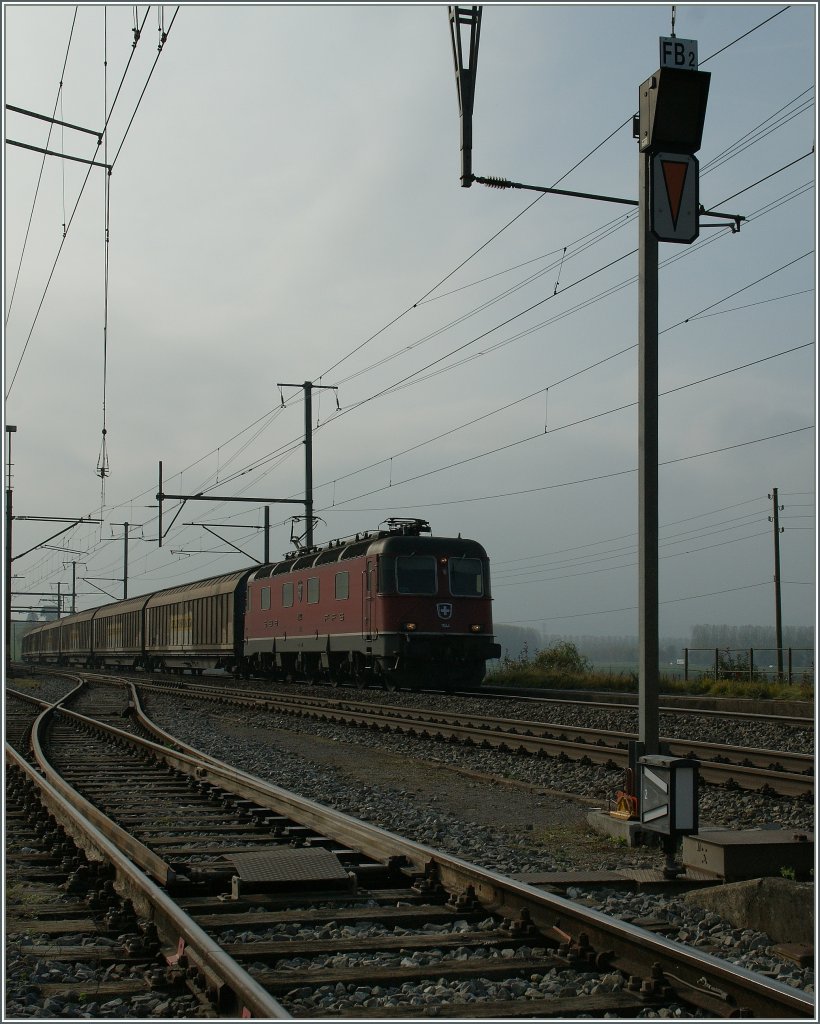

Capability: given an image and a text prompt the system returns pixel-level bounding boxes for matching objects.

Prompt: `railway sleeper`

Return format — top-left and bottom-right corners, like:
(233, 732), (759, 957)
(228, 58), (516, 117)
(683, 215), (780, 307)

(321, 991), (663, 1019)
(252, 953), (616, 994)
(194, 902), (489, 932)
(224, 929), (556, 962)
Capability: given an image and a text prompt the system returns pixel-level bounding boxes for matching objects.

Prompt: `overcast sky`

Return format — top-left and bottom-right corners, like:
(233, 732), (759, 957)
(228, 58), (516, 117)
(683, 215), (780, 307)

(3, 3), (817, 642)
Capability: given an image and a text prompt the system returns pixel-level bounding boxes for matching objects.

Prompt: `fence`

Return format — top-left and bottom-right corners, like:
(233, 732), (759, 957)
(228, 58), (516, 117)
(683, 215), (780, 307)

(681, 648), (814, 684)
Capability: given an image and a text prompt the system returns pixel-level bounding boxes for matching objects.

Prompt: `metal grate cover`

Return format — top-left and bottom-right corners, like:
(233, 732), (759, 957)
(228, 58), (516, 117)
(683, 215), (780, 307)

(229, 846), (350, 885)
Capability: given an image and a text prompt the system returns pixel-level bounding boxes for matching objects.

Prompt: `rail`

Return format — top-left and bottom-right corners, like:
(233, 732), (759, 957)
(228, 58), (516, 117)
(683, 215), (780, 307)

(4, 742), (290, 1019)
(11, 684), (815, 1019)
(119, 678), (814, 797)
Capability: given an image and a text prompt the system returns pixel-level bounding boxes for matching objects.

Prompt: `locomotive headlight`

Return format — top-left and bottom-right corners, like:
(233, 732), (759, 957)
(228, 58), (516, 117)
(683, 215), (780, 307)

(405, 622), (417, 631)
(471, 624), (482, 633)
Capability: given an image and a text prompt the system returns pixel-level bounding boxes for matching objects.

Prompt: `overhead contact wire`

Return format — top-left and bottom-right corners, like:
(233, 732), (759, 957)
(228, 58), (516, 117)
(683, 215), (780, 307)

(5, 6), (78, 329)
(5, 5), (153, 400)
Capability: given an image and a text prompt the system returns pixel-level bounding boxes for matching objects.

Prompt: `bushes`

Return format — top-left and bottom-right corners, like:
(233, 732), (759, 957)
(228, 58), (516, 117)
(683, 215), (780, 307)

(494, 640), (606, 688)
(533, 640), (592, 675)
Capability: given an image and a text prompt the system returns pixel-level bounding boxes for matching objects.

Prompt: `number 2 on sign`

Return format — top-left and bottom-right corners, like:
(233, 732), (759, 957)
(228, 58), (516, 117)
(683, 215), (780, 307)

(659, 36), (698, 69)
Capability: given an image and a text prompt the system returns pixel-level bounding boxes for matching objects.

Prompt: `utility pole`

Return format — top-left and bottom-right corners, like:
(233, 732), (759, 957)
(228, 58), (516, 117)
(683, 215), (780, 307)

(63, 560), (87, 614)
(305, 385), (314, 549)
(5, 423), (17, 667)
(768, 487), (784, 676)
(111, 522), (131, 599)
(634, 45), (710, 761)
(111, 522), (144, 600)
(277, 381), (339, 550)
(637, 139), (660, 755)
(448, 12), (739, 840)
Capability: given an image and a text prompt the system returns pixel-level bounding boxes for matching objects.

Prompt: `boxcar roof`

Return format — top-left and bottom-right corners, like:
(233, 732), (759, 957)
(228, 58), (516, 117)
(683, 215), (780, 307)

(59, 606), (100, 623)
(144, 568), (252, 607)
(23, 618), (62, 637)
(93, 595), (152, 618)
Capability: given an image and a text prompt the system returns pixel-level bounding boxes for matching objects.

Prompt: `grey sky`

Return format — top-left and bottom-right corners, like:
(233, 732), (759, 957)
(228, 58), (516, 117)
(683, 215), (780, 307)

(3, 3), (816, 640)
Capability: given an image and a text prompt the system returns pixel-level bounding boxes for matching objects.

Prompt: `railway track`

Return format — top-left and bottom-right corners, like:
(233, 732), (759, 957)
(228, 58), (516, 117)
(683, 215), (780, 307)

(476, 684), (814, 726)
(4, 772), (215, 1019)
(89, 675), (813, 798)
(16, 663), (812, 726)
(6, 680), (814, 1018)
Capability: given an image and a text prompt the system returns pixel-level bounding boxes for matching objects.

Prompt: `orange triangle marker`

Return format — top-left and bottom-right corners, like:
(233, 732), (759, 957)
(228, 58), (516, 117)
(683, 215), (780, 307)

(661, 159), (689, 228)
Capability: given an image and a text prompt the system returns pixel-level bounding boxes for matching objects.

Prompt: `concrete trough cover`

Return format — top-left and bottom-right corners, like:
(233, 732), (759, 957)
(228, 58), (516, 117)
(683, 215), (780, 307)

(682, 828), (814, 881)
(228, 847), (351, 891)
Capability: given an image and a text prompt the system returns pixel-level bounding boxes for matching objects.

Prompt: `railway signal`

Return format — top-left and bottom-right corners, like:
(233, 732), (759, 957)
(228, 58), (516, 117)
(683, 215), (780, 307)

(635, 37), (711, 768)
(638, 58), (710, 244)
(446, 12), (744, 825)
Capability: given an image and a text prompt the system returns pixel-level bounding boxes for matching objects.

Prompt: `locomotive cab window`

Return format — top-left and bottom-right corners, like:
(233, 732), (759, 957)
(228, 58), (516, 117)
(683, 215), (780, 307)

(307, 577), (320, 604)
(282, 582), (294, 608)
(335, 571), (349, 600)
(261, 587), (271, 611)
(395, 555), (437, 595)
(449, 557), (484, 597)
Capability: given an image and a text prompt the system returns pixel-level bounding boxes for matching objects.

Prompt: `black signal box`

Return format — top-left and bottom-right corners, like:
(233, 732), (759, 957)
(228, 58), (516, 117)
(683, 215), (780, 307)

(639, 67), (711, 154)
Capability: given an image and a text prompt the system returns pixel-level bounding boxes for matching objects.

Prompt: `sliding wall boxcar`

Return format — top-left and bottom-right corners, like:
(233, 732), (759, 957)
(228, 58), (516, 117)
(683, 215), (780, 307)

(20, 621), (44, 661)
(93, 595), (151, 669)
(28, 618), (63, 663)
(60, 605), (98, 665)
(143, 569), (251, 672)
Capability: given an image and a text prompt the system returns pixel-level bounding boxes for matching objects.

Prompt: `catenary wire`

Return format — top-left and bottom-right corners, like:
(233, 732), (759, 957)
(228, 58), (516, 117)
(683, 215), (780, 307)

(5, 5), (153, 399)
(4, 7), (78, 329)
(331, 425), (813, 514)
(15, 12), (810, 598)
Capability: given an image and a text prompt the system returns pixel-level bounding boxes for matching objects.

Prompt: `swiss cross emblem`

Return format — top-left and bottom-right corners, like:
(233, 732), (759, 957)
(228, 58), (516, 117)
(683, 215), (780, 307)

(437, 602), (453, 620)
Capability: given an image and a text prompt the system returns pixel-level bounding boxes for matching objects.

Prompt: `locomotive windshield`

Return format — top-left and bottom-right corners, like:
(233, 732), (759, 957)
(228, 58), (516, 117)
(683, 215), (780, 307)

(449, 556), (484, 596)
(395, 555), (437, 594)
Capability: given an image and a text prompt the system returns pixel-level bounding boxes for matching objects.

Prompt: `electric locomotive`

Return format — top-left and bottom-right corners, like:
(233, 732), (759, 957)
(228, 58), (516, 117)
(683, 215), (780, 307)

(243, 518), (500, 688)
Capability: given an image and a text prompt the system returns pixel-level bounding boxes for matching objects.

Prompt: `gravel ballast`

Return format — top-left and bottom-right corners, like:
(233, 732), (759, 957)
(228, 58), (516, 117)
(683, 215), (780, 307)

(139, 686), (814, 992)
(7, 673), (814, 1017)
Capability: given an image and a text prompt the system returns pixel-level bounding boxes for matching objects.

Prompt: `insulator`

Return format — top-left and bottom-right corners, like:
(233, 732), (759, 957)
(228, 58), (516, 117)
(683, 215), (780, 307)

(481, 176), (512, 189)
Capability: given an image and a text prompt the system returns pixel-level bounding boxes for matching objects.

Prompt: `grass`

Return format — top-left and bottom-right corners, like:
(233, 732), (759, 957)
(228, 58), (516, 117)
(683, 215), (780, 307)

(487, 665), (813, 701)
(7, 677), (41, 690)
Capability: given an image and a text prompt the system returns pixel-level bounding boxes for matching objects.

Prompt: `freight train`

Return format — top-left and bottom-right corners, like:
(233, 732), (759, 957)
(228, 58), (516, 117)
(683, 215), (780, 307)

(21, 519), (501, 690)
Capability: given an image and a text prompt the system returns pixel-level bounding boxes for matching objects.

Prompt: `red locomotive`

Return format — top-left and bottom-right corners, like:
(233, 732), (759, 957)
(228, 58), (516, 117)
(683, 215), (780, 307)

(244, 519), (500, 688)
(22, 519), (501, 690)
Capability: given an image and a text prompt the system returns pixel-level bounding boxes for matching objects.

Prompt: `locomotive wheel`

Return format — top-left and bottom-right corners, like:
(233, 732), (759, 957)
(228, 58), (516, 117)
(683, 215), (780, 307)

(380, 668), (397, 692)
